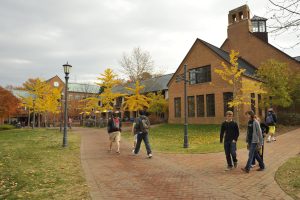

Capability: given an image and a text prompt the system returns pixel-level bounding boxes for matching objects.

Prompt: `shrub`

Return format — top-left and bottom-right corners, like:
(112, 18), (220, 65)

(277, 112), (300, 125)
(0, 124), (15, 131)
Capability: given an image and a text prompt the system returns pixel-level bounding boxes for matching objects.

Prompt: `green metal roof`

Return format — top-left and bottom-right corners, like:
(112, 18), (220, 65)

(68, 83), (100, 94)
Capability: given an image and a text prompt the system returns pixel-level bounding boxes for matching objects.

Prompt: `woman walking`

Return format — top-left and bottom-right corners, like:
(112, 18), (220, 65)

(242, 111), (265, 173)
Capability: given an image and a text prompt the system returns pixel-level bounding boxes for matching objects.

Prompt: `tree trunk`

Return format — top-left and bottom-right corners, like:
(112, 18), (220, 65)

(28, 110), (31, 127)
(38, 113), (41, 127)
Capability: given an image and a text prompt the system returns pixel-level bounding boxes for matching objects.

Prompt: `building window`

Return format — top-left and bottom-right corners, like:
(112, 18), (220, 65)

(223, 92), (234, 116)
(206, 94), (215, 117)
(190, 65), (211, 85)
(258, 94), (262, 116)
(196, 95), (205, 117)
(174, 97), (181, 118)
(188, 96), (195, 117)
(252, 21), (266, 32)
(251, 93), (256, 113)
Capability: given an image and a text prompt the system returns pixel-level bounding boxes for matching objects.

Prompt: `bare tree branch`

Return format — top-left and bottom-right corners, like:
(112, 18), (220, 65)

(119, 47), (154, 82)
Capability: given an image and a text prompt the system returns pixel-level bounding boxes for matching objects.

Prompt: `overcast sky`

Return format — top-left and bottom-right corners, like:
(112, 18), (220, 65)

(0, 0), (299, 87)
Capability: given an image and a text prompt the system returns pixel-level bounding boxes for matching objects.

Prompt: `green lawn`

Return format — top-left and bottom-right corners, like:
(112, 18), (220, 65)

(0, 128), (90, 200)
(275, 155), (300, 200)
(122, 124), (246, 154)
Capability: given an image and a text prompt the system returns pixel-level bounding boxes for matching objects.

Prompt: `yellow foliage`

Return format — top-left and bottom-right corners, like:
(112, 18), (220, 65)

(123, 81), (150, 111)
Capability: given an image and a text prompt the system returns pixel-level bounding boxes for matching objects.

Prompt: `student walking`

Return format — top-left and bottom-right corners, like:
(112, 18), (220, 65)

(242, 111), (265, 173)
(131, 120), (137, 151)
(107, 111), (122, 154)
(220, 111), (240, 170)
(266, 108), (277, 142)
(133, 110), (152, 158)
(251, 117), (268, 167)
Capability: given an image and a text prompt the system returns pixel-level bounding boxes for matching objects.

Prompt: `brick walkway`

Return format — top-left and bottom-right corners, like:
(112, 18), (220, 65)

(77, 127), (300, 200)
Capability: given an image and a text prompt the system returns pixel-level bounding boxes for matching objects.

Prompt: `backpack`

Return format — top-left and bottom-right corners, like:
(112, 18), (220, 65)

(136, 116), (150, 133)
(266, 114), (274, 125)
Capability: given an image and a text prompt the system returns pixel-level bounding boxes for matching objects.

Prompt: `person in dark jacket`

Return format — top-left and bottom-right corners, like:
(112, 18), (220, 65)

(220, 111), (240, 170)
(107, 111), (122, 154)
(133, 110), (152, 158)
(265, 108), (277, 142)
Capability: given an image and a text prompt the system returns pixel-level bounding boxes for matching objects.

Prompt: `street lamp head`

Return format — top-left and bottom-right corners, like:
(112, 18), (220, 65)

(63, 62), (72, 75)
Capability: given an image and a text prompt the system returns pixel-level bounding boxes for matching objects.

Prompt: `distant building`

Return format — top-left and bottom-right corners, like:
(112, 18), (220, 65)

(167, 5), (300, 124)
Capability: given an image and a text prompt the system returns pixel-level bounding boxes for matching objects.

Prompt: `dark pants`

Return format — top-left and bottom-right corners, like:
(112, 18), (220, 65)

(134, 132), (152, 155)
(224, 141), (237, 167)
(246, 143), (265, 170)
(252, 144), (264, 165)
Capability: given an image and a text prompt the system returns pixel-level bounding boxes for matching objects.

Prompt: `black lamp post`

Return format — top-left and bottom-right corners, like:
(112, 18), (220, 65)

(32, 99), (36, 129)
(62, 62), (72, 147)
(60, 92), (64, 132)
(183, 64), (189, 148)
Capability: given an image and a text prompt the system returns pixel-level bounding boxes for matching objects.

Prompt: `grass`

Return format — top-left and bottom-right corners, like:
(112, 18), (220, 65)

(275, 155), (300, 200)
(122, 124), (247, 154)
(0, 124), (15, 131)
(0, 128), (90, 200)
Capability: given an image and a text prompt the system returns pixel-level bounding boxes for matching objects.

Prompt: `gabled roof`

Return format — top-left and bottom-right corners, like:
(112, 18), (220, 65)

(167, 38), (259, 87)
(251, 15), (268, 21)
(11, 89), (33, 99)
(112, 73), (173, 94)
(46, 75), (63, 83)
(250, 32), (300, 64)
(68, 83), (100, 94)
(198, 39), (257, 77)
(294, 56), (300, 62)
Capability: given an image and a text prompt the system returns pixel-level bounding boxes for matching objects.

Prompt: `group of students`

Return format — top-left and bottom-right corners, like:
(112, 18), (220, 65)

(220, 108), (277, 173)
(106, 110), (153, 158)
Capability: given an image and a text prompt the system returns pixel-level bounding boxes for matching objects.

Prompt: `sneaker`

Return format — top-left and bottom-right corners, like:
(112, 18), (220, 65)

(116, 151), (120, 154)
(241, 168), (250, 173)
(272, 137), (276, 141)
(225, 166), (233, 171)
(234, 162), (238, 168)
(132, 151), (137, 156)
(148, 154), (152, 158)
(251, 164), (256, 168)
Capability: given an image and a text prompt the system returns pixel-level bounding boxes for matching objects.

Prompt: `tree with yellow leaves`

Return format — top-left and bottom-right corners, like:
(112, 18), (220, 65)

(123, 81), (150, 114)
(214, 50), (266, 124)
(147, 91), (168, 119)
(21, 78), (61, 127)
(84, 68), (123, 115)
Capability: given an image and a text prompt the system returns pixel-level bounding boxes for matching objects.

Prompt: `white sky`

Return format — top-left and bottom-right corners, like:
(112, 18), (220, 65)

(0, 0), (299, 86)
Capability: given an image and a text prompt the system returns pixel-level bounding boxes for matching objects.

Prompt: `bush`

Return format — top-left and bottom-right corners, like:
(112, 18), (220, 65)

(0, 124), (15, 131)
(277, 112), (300, 125)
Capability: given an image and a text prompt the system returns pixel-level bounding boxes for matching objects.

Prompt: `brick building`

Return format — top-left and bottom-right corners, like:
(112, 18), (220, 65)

(168, 5), (300, 124)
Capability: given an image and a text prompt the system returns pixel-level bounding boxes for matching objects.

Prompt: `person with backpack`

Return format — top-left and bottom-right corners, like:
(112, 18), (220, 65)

(107, 111), (122, 154)
(242, 111), (265, 173)
(251, 117), (268, 167)
(133, 110), (152, 158)
(220, 111), (240, 171)
(265, 108), (277, 143)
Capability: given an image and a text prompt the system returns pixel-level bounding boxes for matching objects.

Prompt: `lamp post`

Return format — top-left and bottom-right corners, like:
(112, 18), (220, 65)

(60, 92), (64, 132)
(183, 64), (189, 148)
(176, 64), (189, 148)
(62, 62), (72, 147)
(32, 99), (36, 129)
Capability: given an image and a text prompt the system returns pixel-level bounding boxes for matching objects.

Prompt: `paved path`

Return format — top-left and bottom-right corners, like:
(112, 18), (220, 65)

(77, 127), (300, 200)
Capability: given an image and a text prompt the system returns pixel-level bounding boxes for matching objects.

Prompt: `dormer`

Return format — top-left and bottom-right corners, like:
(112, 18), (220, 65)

(251, 15), (268, 43)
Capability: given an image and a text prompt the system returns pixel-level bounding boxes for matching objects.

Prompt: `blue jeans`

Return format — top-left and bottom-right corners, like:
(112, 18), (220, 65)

(224, 141), (237, 167)
(245, 143), (265, 170)
(134, 132), (152, 155)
